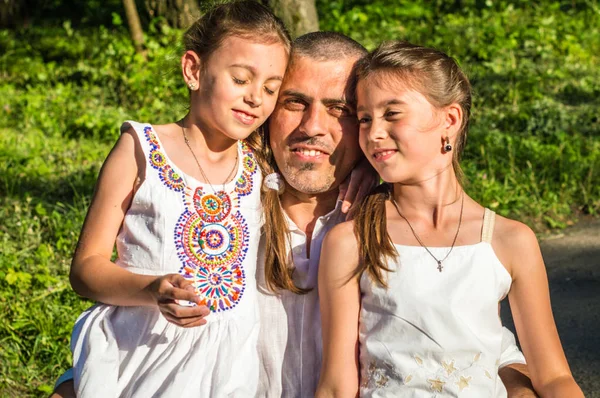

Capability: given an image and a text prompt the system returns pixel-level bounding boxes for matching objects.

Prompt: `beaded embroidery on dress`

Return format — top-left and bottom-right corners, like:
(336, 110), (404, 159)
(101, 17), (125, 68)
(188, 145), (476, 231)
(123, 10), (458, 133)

(70, 121), (263, 398)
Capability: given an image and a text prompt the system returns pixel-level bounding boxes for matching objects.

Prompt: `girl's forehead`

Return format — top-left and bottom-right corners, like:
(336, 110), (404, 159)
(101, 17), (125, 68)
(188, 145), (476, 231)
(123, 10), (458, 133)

(206, 35), (288, 73)
(360, 71), (421, 92)
(357, 75), (430, 107)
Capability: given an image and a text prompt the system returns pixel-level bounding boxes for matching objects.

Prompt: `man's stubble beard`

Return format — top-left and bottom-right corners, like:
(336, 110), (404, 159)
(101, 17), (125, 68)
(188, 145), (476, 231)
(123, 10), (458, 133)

(281, 162), (336, 195)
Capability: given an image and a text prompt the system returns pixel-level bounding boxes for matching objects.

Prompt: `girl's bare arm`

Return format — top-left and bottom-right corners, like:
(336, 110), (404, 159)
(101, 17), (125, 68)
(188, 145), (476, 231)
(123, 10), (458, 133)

(69, 128), (208, 326)
(316, 221), (362, 398)
(496, 220), (584, 398)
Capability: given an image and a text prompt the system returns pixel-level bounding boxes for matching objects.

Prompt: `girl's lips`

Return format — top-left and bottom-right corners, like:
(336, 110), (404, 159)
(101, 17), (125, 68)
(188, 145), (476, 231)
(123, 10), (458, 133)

(372, 149), (397, 162)
(232, 109), (257, 126)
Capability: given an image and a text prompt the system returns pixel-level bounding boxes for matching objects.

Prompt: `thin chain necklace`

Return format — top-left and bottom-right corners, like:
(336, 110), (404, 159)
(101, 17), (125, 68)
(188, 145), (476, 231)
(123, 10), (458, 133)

(181, 125), (238, 193)
(390, 192), (464, 272)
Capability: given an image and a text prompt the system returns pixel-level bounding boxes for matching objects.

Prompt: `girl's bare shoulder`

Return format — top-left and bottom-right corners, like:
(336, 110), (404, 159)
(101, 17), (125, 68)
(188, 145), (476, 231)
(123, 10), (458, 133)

(320, 220), (361, 276)
(492, 213), (542, 275)
(494, 214), (538, 247)
(322, 220), (361, 263)
(325, 220), (359, 247)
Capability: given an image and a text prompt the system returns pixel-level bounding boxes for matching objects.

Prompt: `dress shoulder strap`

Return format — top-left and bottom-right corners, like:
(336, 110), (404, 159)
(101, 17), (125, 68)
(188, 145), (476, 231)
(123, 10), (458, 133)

(481, 208), (496, 243)
(120, 121), (154, 155)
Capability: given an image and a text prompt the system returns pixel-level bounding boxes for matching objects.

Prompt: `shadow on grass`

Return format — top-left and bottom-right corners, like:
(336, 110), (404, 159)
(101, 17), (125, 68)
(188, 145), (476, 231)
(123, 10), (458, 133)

(0, 165), (98, 206)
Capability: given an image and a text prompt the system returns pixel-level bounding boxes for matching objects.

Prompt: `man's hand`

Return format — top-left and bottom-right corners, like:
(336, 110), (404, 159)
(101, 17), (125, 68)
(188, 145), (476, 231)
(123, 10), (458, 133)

(147, 274), (210, 327)
(500, 363), (539, 397)
(338, 157), (379, 217)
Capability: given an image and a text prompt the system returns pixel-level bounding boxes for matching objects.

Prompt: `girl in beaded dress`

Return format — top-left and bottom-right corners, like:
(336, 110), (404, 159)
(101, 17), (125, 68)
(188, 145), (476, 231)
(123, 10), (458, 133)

(65, 2), (290, 396)
(316, 41), (583, 397)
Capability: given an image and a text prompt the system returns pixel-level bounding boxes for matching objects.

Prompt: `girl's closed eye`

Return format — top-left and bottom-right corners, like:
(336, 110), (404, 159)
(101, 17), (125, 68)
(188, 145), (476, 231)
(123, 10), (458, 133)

(264, 83), (280, 96)
(232, 76), (248, 85)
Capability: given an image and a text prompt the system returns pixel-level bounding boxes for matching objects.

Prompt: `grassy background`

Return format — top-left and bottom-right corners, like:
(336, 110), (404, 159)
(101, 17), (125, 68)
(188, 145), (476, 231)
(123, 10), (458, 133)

(1, 0), (599, 395)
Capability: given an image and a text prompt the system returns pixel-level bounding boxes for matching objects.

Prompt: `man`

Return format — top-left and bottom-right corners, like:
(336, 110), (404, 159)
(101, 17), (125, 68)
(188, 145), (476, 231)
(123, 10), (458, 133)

(53, 31), (535, 398)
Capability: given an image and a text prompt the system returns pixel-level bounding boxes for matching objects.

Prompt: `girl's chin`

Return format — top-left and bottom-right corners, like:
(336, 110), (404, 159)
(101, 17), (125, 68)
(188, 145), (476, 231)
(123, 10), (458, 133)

(379, 171), (423, 185)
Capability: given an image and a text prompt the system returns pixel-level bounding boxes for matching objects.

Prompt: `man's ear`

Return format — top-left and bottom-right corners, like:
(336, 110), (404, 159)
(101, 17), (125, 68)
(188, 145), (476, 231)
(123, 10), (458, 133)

(181, 50), (201, 90)
(444, 103), (463, 141)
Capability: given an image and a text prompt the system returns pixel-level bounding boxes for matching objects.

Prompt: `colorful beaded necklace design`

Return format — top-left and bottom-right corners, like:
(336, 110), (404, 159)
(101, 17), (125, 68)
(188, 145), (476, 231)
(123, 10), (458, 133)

(144, 125), (257, 313)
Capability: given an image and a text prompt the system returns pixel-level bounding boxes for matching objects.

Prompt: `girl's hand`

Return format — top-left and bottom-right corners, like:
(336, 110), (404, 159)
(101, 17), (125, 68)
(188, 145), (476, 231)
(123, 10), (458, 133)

(337, 157), (379, 217)
(148, 274), (210, 328)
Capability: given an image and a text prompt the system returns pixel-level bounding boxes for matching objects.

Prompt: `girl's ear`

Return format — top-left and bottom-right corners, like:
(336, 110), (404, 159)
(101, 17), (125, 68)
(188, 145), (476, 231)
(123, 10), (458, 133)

(444, 103), (463, 140)
(181, 50), (202, 91)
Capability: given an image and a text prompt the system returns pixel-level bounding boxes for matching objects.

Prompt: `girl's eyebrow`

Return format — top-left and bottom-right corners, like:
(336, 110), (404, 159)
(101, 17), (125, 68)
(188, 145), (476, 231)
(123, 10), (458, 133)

(230, 63), (283, 81)
(357, 98), (407, 112)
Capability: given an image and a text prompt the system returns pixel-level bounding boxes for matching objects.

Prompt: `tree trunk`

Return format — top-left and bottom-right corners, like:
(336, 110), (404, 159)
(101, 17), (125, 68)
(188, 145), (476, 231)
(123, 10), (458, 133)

(144, 0), (202, 29)
(267, 0), (319, 38)
(122, 0), (145, 53)
(0, 0), (28, 29)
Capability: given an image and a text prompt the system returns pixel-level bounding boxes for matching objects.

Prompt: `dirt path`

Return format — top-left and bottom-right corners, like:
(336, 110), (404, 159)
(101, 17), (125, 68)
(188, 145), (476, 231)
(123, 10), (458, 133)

(500, 218), (600, 396)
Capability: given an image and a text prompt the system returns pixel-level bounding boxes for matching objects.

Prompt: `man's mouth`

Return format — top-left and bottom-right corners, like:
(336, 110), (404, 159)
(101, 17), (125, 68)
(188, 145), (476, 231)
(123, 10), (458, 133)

(292, 148), (326, 157)
(289, 144), (330, 161)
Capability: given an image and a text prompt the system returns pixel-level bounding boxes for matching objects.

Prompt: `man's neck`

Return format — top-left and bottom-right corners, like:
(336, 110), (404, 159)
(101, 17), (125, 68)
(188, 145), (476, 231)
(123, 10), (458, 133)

(280, 186), (339, 241)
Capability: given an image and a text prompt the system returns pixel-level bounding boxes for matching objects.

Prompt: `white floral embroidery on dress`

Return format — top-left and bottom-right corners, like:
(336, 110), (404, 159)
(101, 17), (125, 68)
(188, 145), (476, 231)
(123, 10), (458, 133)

(378, 352), (499, 395)
(361, 360), (404, 389)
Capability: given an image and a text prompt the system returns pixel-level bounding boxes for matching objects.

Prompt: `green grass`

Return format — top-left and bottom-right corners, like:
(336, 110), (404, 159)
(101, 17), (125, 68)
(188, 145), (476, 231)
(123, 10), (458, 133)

(0, 128), (107, 396)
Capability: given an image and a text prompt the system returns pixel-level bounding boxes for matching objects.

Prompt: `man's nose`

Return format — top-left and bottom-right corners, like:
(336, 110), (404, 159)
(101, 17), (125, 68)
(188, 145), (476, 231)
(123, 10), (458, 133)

(299, 105), (327, 137)
(244, 84), (263, 108)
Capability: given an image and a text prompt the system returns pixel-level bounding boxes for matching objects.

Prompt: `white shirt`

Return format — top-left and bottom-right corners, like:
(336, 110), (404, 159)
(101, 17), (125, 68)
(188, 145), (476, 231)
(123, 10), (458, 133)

(257, 201), (346, 398)
(256, 203), (525, 398)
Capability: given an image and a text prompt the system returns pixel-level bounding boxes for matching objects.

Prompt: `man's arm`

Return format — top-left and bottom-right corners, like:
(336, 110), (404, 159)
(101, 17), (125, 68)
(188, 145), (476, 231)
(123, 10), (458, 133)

(498, 326), (537, 397)
(500, 363), (538, 398)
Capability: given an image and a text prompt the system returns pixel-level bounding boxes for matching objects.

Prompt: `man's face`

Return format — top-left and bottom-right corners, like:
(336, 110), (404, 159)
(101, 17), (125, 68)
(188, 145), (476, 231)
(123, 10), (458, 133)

(268, 55), (363, 195)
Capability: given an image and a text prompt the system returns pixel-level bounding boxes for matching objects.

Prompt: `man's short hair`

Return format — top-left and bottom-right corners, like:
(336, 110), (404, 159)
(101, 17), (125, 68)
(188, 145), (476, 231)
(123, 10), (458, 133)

(292, 31), (367, 61)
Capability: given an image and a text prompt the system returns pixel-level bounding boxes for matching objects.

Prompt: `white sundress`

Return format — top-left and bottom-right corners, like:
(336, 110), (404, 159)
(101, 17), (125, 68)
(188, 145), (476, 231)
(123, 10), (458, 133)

(360, 209), (521, 397)
(70, 121), (263, 397)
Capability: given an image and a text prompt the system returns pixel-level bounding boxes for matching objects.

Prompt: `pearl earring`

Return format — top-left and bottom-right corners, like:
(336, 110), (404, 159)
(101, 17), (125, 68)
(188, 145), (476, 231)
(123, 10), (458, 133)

(444, 137), (452, 152)
(188, 82), (197, 90)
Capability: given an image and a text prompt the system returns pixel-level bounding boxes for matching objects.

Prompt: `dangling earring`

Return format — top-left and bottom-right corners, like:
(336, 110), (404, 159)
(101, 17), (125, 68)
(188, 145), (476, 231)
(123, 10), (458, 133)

(188, 82), (197, 90)
(444, 137), (452, 153)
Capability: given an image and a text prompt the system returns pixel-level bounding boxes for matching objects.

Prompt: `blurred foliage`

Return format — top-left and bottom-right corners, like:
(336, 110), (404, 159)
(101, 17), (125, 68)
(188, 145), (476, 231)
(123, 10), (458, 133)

(0, 0), (599, 395)
(319, 0), (600, 222)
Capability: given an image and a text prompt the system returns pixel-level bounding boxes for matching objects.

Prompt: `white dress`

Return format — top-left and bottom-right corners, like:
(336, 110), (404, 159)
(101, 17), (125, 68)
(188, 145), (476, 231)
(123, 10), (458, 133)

(70, 121), (263, 397)
(359, 209), (523, 397)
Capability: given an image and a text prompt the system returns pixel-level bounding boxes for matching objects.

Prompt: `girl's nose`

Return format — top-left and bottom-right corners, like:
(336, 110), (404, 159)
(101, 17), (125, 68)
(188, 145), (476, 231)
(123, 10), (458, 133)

(368, 119), (389, 141)
(244, 86), (263, 108)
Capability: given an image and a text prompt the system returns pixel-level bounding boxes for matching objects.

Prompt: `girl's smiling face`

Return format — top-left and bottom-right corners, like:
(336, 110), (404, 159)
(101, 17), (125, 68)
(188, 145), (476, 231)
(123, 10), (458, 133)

(187, 35), (289, 141)
(356, 73), (457, 184)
